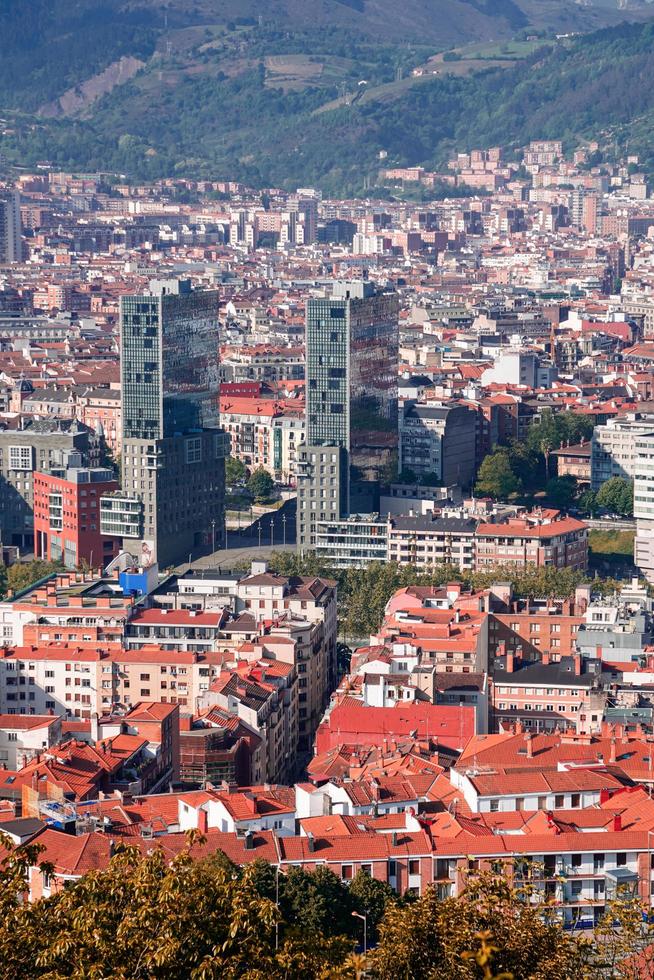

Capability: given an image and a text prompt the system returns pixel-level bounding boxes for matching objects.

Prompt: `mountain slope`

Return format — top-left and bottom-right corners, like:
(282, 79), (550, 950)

(1, 0), (653, 113)
(3, 8), (654, 193)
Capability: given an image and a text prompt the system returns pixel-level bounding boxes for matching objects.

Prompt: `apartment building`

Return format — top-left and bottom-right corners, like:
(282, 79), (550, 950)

(0, 713), (62, 769)
(475, 511), (588, 572)
(33, 464), (119, 569)
(201, 660), (298, 784)
(488, 592), (589, 661)
(314, 507), (588, 573)
(591, 414), (654, 490)
(0, 645), (223, 720)
(398, 402), (476, 487)
(490, 648), (607, 734)
(387, 516), (477, 570)
(219, 394), (305, 484)
(0, 569), (137, 648)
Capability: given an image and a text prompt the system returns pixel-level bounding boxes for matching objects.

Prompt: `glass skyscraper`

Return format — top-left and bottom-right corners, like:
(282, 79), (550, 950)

(297, 280), (399, 551)
(111, 279), (226, 567)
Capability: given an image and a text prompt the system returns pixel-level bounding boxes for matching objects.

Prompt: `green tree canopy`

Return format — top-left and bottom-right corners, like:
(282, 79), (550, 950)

(595, 477), (634, 518)
(5, 560), (63, 597)
(475, 450), (522, 500)
(225, 455), (248, 485)
(544, 475), (577, 510)
(247, 467), (275, 502)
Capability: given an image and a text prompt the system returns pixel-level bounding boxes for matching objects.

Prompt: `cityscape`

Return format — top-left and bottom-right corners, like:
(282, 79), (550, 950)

(7, 2), (654, 978)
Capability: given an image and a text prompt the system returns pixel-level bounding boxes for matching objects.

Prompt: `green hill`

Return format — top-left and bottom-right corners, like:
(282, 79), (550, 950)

(2, 5), (654, 193)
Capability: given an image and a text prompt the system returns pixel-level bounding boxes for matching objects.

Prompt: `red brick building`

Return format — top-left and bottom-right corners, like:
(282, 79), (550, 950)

(33, 466), (119, 569)
(475, 509), (588, 572)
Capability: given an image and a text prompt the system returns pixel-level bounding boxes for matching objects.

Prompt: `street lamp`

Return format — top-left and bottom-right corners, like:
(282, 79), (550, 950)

(282, 512), (287, 546)
(211, 518), (216, 555)
(270, 518), (274, 547)
(257, 521), (262, 548)
(351, 910), (367, 954)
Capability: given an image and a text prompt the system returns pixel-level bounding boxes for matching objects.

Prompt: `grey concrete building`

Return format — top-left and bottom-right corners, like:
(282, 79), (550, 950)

(0, 190), (22, 264)
(399, 402), (477, 488)
(0, 420), (99, 549)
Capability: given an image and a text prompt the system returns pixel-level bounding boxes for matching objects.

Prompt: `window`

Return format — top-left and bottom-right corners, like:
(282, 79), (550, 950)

(9, 446), (32, 470)
(616, 852), (627, 867)
(185, 437), (202, 464)
(341, 864), (353, 880)
(571, 854), (582, 868)
(408, 860), (420, 876)
(554, 794), (564, 808)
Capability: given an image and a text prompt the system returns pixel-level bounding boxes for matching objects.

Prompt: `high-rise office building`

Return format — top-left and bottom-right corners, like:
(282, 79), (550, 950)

(0, 190), (22, 263)
(102, 279), (226, 567)
(297, 280), (399, 551)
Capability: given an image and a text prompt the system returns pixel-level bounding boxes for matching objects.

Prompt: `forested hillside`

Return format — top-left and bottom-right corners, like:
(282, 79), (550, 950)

(2, 6), (654, 192)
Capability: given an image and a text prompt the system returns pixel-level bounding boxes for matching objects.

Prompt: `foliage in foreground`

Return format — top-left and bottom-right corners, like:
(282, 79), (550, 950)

(2, 835), (653, 980)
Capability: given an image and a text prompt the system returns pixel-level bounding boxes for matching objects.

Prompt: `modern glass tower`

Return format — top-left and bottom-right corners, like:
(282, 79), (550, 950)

(297, 280), (399, 551)
(112, 279), (226, 567)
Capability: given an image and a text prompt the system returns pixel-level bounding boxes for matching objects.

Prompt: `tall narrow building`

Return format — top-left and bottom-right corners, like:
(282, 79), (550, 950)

(102, 279), (226, 567)
(297, 280), (399, 551)
(0, 189), (22, 263)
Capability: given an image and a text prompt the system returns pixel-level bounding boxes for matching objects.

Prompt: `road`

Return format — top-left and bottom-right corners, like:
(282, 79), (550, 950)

(586, 518), (635, 532)
(175, 498), (297, 573)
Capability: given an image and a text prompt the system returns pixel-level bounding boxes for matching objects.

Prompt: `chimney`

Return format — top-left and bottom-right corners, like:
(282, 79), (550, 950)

(574, 654), (582, 676)
(506, 653), (514, 673)
(91, 712), (99, 742)
(244, 830), (254, 850)
(198, 808), (209, 834)
(610, 738), (617, 764)
(391, 831), (398, 846)
(599, 788), (610, 804)
(525, 732), (534, 759)
(613, 814), (622, 833)
(109, 838), (116, 858)
(307, 831), (315, 853)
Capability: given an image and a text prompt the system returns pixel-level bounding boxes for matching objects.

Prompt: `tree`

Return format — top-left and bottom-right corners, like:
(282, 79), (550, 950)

(0, 838), (355, 980)
(349, 870), (397, 944)
(280, 865), (354, 939)
(475, 451), (521, 500)
(225, 455), (247, 485)
(544, 475), (577, 510)
(0, 564), (7, 600)
(6, 560), (63, 596)
(578, 489), (598, 516)
(592, 888), (654, 978)
(247, 467), (275, 502)
(370, 870), (587, 980)
(595, 477), (634, 518)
